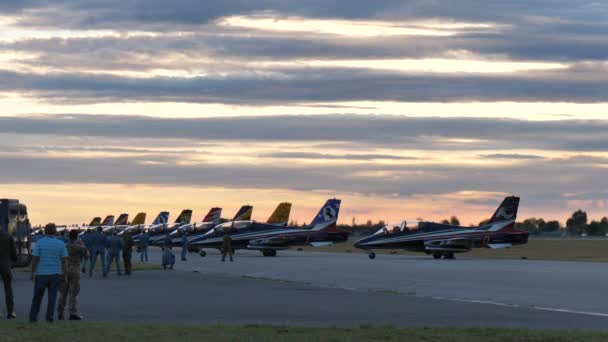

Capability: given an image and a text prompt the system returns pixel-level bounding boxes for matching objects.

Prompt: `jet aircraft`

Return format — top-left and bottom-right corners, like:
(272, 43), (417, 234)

(166, 207), (223, 248)
(103, 212), (146, 235)
(122, 211), (169, 238)
(186, 202), (292, 256)
(354, 196), (527, 259)
(185, 205), (253, 255)
(147, 209), (193, 245)
(190, 199), (348, 257)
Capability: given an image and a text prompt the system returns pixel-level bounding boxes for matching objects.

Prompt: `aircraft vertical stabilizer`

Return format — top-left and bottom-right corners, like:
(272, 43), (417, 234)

(152, 211), (170, 225)
(267, 202), (292, 225)
(175, 209), (193, 224)
(89, 217), (102, 226)
(101, 215), (115, 226)
(489, 196), (520, 224)
(114, 213), (129, 226)
(232, 205), (253, 221)
(131, 212), (146, 225)
(311, 199), (341, 230)
(202, 208), (222, 225)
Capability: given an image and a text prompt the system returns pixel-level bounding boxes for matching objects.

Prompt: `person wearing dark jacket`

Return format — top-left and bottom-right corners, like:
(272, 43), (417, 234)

(221, 232), (234, 262)
(0, 230), (17, 319)
(122, 232), (134, 275)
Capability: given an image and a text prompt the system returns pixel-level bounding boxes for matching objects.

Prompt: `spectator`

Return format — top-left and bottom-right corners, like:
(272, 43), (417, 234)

(29, 223), (67, 323)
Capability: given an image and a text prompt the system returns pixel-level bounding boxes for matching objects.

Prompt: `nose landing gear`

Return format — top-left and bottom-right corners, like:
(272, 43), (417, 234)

(368, 252), (376, 259)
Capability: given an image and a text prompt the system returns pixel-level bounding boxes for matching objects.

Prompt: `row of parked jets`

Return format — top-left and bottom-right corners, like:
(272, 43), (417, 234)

(31, 197), (529, 259)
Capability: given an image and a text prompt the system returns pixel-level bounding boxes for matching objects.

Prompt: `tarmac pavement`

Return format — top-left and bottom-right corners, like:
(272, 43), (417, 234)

(5, 248), (608, 330)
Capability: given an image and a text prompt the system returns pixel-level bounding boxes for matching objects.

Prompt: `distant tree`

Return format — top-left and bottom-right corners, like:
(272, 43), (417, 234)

(440, 219), (450, 225)
(352, 217), (356, 226)
(450, 216), (460, 226)
(518, 218), (541, 234)
(366, 219), (373, 227)
(566, 210), (588, 235)
(542, 220), (561, 233)
(588, 217), (608, 236)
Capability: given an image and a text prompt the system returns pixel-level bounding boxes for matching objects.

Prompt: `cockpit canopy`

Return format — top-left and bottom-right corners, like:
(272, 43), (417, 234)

(372, 221), (420, 236)
(208, 220), (253, 235)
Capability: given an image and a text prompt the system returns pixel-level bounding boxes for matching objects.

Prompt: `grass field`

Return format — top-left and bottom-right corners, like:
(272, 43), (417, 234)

(299, 238), (608, 262)
(0, 323), (606, 342)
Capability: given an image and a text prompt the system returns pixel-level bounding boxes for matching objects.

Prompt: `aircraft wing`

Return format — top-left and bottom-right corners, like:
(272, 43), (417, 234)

(424, 238), (473, 252)
(247, 234), (331, 249)
(247, 236), (292, 250)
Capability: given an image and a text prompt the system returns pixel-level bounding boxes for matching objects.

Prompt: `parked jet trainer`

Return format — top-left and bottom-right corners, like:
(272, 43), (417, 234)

(186, 205), (253, 255)
(190, 199), (349, 257)
(146, 209), (193, 245)
(187, 202), (293, 256)
(354, 196), (528, 259)
(104, 212), (146, 235)
(166, 207), (223, 248)
(121, 211), (169, 237)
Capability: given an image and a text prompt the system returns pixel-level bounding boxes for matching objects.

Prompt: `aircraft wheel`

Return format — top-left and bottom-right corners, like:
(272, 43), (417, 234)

(262, 250), (277, 257)
(368, 252), (376, 259)
(432, 252), (442, 259)
(444, 253), (455, 260)
(199, 250), (206, 257)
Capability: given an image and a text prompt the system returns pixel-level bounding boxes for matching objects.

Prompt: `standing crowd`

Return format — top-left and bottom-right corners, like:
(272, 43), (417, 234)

(0, 223), (148, 322)
(1, 223), (234, 322)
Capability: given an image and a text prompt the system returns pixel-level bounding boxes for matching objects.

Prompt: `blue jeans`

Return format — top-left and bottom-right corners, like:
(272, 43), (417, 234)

(105, 253), (121, 275)
(29, 274), (63, 322)
(89, 248), (106, 276)
(140, 245), (148, 262)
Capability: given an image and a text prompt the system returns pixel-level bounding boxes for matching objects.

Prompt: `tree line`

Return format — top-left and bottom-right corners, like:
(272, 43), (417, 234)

(335, 210), (608, 237)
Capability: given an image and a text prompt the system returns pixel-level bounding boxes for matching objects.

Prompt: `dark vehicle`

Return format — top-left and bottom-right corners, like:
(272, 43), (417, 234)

(0, 199), (32, 267)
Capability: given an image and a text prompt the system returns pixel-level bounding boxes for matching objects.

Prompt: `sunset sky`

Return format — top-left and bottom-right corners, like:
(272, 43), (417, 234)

(1, 1), (607, 226)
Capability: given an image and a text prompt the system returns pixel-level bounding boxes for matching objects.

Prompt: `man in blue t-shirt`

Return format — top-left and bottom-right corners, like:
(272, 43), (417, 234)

(29, 223), (68, 323)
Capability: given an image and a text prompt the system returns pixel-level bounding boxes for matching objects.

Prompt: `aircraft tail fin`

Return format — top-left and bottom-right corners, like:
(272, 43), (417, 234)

(488, 196), (520, 231)
(233, 205), (253, 221)
(489, 196), (520, 224)
(203, 207), (222, 225)
(175, 209), (193, 224)
(152, 211), (169, 225)
(267, 202), (292, 225)
(114, 213), (129, 226)
(89, 217), (102, 226)
(131, 212), (146, 225)
(311, 199), (341, 230)
(101, 215), (114, 226)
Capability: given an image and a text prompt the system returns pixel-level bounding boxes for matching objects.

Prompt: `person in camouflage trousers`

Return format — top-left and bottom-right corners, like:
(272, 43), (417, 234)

(122, 231), (134, 275)
(58, 229), (88, 320)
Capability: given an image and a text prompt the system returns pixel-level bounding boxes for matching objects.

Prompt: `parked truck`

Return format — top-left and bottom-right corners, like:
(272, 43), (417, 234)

(0, 199), (32, 267)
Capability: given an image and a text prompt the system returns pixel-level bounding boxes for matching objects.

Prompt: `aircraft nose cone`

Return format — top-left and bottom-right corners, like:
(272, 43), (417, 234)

(353, 239), (364, 249)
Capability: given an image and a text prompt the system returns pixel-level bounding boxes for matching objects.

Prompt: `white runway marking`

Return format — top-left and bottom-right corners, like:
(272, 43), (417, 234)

(432, 296), (608, 318)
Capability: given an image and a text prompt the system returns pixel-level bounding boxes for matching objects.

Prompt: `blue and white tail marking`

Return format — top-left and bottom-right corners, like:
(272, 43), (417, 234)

(311, 199), (341, 230)
(153, 211), (169, 225)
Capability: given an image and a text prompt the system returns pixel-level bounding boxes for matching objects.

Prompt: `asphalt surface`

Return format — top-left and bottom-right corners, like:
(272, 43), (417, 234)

(168, 248), (608, 316)
(5, 248), (608, 330)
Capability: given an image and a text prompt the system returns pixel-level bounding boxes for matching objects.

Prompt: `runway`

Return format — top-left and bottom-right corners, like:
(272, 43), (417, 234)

(159, 248), (608, 318)
(7, 248), (608, 330)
